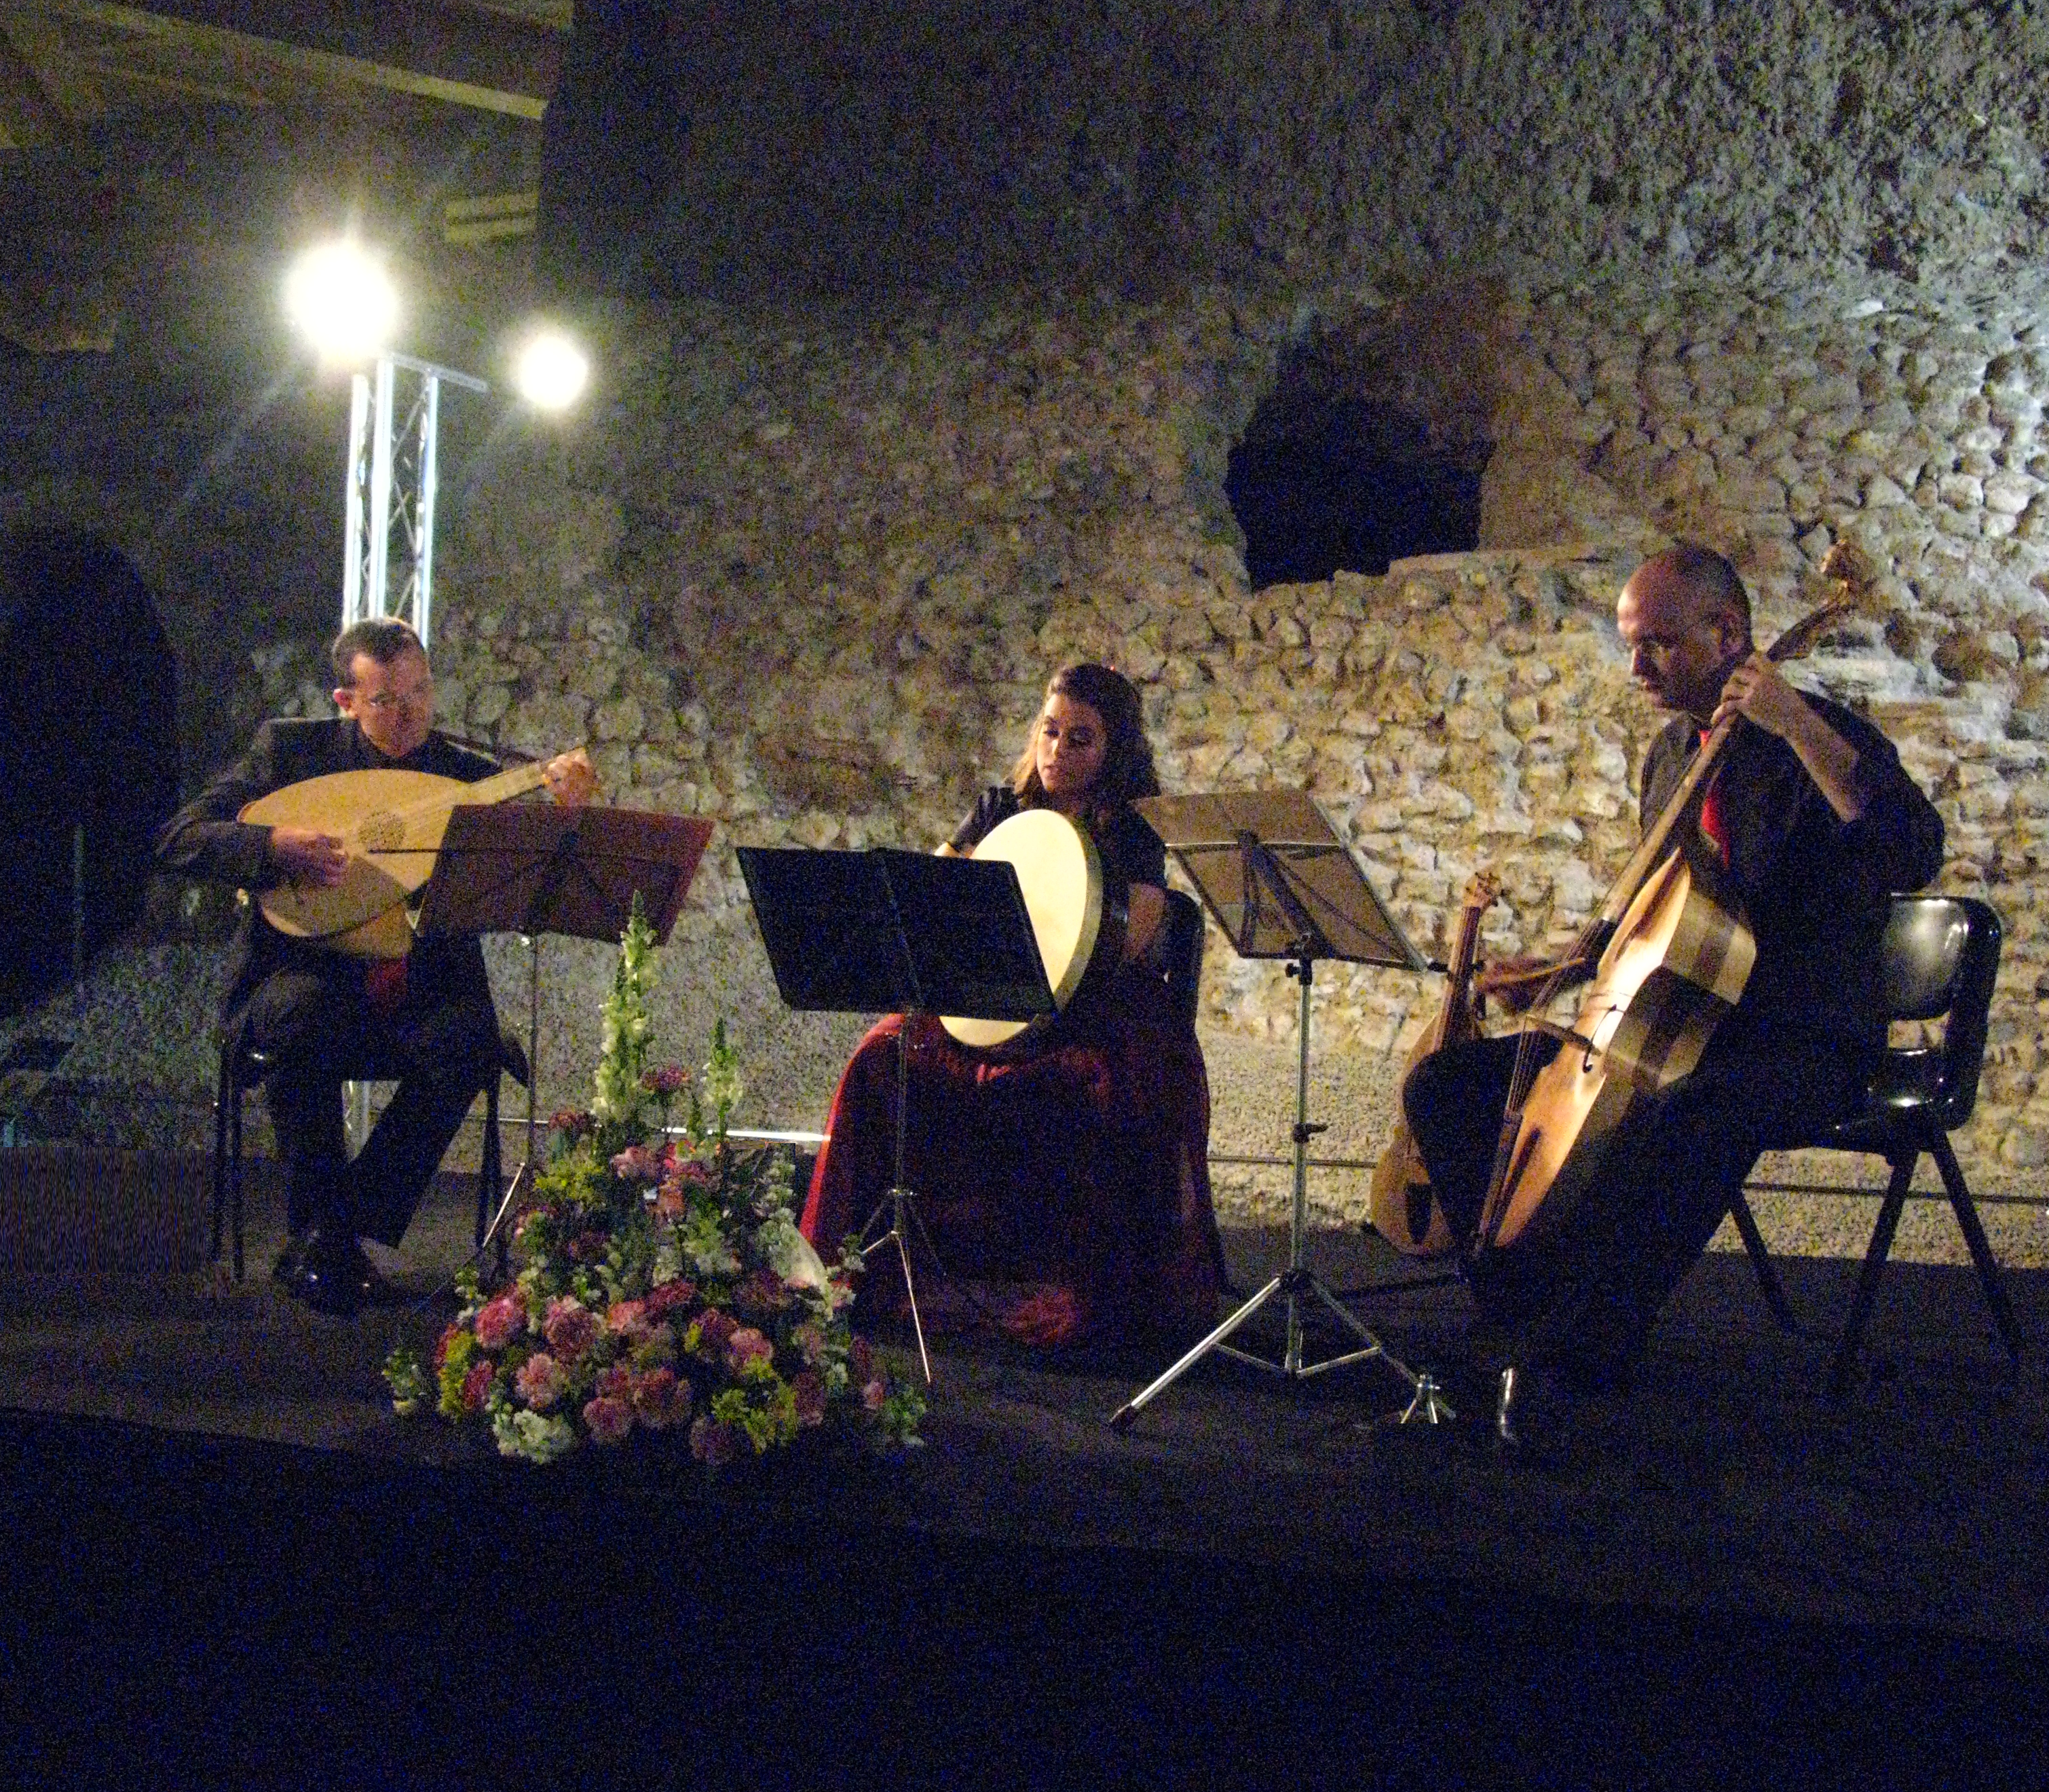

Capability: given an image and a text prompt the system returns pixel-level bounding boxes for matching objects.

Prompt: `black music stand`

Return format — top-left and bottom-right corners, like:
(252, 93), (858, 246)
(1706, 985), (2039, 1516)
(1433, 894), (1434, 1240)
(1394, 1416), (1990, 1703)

(738, 845), (1055, 1383)
(415, 803), (713, 1263)
(1110, 789), (1451, 1430)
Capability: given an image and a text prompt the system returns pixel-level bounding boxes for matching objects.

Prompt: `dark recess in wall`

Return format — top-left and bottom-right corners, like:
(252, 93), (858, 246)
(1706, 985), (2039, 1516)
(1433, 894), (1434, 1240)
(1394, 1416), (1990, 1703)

(1226, 300), (1499, 590)
(0, 530), (178, 1015)
(1226, 403), (1488, 588)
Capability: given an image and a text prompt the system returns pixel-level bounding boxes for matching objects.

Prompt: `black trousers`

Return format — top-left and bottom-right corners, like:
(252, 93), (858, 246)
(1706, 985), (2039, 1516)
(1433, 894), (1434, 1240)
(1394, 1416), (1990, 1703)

(238, 958), (500, 1247)
(1404, 1013), (1866, 1383)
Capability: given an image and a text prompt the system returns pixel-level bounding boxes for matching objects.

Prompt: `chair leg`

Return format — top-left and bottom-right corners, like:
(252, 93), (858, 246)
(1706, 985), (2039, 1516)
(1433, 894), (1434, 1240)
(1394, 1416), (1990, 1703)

(1728, 1191), (1801, 1333)
(1930, 1131), (2024, 1370)
(478, 1080), (501, 1252)
(228, 1076), (246, 1283)
(210, 1056), (230, 1267)
(1828, 1153), (1915, 1399)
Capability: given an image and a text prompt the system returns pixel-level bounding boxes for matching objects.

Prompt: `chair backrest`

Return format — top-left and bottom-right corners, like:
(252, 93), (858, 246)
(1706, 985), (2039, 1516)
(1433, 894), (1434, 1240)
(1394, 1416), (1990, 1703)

(1873, 895), (2001, 1130)
(1160, 889), (1205, 1032)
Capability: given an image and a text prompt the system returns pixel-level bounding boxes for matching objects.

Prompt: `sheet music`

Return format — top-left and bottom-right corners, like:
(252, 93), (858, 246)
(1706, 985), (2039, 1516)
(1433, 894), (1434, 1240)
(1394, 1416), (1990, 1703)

(1135, 789), (1425, 969)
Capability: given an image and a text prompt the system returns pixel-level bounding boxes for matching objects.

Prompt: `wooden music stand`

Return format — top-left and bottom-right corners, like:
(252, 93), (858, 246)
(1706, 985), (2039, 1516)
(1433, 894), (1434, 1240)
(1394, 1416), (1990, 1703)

(1111, 789), (1450, 1430)
(414, 803), (713, 1261)
(737, 845), (1055, 1383)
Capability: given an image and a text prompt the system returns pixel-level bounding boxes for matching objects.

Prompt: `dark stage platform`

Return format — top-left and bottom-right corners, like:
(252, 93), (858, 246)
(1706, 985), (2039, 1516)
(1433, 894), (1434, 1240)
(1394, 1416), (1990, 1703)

(3, 1171), (2045, 1786)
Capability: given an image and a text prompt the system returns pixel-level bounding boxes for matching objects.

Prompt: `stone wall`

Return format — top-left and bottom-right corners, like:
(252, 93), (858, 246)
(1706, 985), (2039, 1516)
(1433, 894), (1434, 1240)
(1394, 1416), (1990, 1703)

(660, 0), (2049, 299)
(405, 269), (2049, 1211)
(7, 2), (2049, 1226)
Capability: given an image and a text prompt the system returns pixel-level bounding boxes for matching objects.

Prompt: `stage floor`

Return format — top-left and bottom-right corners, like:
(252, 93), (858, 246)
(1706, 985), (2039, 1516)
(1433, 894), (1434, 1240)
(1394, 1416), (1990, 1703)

(4, 1173), (2046, 1782)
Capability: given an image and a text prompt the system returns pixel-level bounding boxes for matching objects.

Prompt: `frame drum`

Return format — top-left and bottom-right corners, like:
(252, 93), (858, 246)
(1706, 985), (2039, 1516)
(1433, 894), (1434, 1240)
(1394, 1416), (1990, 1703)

(941, 808), (1106, 1049)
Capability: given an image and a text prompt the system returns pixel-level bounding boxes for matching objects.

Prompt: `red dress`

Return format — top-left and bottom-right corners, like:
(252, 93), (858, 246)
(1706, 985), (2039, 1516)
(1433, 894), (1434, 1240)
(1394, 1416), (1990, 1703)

(799, 791), (1222, 1346)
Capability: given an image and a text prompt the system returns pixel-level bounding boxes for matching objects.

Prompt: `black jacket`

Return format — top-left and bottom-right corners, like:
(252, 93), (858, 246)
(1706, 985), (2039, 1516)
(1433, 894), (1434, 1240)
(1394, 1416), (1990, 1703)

(1638, 693), (1946, 1045)
(950, 785), (1168, 892)
(154, 717), (501, 1027)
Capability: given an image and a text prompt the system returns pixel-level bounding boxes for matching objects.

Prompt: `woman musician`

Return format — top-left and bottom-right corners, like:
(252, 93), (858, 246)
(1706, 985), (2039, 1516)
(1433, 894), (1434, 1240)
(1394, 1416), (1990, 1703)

(1403, 546), (1944, 1442)
(800, 662), (1222, 1347)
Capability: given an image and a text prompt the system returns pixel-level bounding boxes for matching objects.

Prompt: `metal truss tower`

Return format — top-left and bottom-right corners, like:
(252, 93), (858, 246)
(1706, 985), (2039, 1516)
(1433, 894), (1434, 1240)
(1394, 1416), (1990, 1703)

(341, 352), (489, 648)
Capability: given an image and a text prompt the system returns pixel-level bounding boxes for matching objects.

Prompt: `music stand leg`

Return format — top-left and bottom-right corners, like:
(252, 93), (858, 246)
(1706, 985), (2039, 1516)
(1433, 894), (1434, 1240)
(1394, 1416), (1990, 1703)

(523, 932), (541, 1181)
(1110, 954), (1446, 1431)
(854, 1020), (941, 1385)
(475, 934), (546, 1284)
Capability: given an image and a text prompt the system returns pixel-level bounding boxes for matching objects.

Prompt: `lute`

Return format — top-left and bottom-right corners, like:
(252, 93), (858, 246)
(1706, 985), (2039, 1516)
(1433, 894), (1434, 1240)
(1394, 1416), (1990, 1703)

(1368, 870), (1499, 1256)
(241, 759), (558, 958)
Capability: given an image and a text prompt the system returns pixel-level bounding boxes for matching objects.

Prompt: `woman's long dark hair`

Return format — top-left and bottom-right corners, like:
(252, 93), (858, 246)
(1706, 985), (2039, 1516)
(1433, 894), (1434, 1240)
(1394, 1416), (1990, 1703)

(1007, 662), (1160, 832)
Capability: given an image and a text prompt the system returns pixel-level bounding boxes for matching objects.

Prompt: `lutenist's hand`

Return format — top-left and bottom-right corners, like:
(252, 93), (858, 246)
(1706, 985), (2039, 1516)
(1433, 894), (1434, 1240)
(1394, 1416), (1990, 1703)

(269, 825), (347, 887)
(542, 748), (599, 808)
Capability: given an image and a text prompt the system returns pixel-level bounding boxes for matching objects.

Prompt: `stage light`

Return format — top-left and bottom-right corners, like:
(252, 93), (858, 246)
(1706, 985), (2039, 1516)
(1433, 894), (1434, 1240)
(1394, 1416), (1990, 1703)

(512, 327), (590, 411)
(283, 239), (400, 367)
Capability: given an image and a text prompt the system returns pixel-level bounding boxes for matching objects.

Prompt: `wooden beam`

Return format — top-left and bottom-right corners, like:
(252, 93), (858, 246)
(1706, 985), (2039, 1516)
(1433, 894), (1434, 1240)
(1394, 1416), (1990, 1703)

(21, 0), (563, 119)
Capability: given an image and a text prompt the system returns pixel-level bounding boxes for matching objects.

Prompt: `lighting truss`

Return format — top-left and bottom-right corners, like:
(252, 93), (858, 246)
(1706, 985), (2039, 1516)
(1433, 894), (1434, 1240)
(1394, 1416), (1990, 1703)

(341, 351), (489, 648)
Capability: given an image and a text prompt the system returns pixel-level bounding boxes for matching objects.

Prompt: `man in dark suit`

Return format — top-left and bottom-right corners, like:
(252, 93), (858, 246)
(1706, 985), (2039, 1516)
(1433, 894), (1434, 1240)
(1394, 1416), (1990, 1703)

(157, 618), (594, 1313)
(1403, 544), (1946, 1444)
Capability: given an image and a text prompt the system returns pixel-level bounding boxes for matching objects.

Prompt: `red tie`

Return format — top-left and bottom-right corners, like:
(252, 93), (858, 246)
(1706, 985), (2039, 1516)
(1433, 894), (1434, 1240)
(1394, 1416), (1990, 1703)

(364, 957), (409, 1013)
(1696, 731), (1729, 869)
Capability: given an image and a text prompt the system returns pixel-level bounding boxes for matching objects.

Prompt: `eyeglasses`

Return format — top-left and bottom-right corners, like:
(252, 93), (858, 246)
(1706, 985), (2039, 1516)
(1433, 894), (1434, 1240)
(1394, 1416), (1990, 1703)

(358, 681), (432, 713)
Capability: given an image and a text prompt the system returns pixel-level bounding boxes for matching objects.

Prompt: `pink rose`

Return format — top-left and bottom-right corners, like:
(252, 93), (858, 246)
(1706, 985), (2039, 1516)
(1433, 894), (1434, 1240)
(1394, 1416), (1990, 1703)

(689, 1416), (740, 1467)
(693, 1309), (737, 1355)
(544, 1296), (599, 1361)
(723, 1326), (774, 1376)
(595, 1362), (635, 1401)
(473, 1293), (524, 1351)
(605, 1299), (650, 1343)
(641, 1064), (691, 1096)
(582, 1394), (633, 1445)
(656, 1157), (715, 1216)
(611, 1144), (661, 1182)
(792, 1368), (827, 1428)
(633, 1366), (686, 1430)
(549, 1109), (593, 1140)
(736, 1268), (792, 1317)
(514, 1352), (567, 1412)
(861, 1377), (887, 1414)
(459, 1361), (495, 1413)
(643, 1278), (697, 1319)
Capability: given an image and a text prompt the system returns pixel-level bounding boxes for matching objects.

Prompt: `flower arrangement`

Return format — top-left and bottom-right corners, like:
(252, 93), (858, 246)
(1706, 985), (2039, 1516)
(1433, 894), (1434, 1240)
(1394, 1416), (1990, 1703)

(386, 897), (925, 1465)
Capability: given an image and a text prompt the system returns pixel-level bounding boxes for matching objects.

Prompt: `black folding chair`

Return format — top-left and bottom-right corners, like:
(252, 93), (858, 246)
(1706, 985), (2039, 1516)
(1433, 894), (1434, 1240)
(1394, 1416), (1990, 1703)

(211, 1029), (528, 1282)
(1730, 895), (2022, 1397)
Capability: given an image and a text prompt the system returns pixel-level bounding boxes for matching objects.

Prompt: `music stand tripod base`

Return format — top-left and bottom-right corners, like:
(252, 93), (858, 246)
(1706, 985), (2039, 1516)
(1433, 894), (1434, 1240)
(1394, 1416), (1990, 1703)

(1109, 796), (1452, 1434)
(734, 845), (1057, 1396)
(856, 1182), (941, 1388)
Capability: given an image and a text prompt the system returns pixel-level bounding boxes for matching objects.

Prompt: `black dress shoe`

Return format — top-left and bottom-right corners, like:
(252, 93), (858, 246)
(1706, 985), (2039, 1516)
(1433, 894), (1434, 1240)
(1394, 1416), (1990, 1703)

(1493, 1362), (1579, 1455)
(286, 1232), (376, 1317)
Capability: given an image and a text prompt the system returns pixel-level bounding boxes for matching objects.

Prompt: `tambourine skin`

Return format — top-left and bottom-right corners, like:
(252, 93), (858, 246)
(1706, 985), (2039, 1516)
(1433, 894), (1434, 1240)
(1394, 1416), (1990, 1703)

(941, 808), (1125, 1051)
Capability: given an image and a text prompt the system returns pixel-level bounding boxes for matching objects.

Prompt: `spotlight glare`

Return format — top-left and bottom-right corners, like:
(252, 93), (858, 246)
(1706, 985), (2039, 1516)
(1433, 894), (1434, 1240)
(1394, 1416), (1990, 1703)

(514, 329), (590, 411)
(284, 240), (399, 366)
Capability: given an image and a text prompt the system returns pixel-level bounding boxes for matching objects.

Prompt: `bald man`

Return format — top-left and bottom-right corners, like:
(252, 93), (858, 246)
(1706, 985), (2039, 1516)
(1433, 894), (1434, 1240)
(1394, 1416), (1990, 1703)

(1402, 544), (1945, 1445)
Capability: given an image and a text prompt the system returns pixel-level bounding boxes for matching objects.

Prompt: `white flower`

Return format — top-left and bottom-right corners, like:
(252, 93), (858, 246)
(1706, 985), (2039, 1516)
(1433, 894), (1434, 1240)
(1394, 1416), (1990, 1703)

(491, 1407), (577, 1464)
(759, 1211), (830, 1294)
